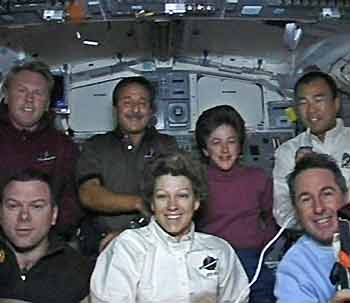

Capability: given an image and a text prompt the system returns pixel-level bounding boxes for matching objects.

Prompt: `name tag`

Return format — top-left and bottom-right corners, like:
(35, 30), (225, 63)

(37, 151), (57, 162)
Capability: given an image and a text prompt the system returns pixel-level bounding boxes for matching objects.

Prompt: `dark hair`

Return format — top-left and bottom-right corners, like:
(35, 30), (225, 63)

(294, 71), (338, 100)
(141, 152), (208, 212)
(195, 105), (246, 159)
(112, 76), (156, 111)
(3, 61), (54, 94)
(287, 153), (347, 206)
(1, 169), (56, 206)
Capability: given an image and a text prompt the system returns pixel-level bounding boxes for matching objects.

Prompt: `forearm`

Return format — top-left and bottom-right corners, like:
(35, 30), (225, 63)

(79, 179), (144, 214)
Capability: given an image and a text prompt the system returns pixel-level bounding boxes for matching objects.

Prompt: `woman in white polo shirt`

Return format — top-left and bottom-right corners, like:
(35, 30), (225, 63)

(90, 152), (249, 303)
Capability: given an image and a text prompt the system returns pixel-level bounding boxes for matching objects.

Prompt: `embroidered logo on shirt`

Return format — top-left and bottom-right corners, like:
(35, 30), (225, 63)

(144, 147), (155, 159)
(341, 153), (350, 169)
(0, 249), (5, 263)
(37, 151), (56, 162)
(199, 256), (217, 271)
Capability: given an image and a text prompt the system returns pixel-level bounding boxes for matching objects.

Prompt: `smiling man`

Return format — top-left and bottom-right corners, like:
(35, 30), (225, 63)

(0, 169), (92, 303)
(273, 71), (350, 229)
(274, 153), (350, 303)
(0, 61), (82, 240)
(77, 76), (178, 256)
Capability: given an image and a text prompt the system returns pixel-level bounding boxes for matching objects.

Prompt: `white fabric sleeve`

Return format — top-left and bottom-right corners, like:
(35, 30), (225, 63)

(90, 234), (143, 303)
(218, 244), (250, 303)
(272, 144), (299, 229)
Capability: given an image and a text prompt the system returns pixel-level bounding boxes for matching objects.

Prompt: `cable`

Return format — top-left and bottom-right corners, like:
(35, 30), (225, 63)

(235, 216), (294, 303)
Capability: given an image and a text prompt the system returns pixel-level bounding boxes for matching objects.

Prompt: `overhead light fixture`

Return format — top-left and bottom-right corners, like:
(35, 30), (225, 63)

(83, 40), (99, 46)
(283, 23), (302, 51)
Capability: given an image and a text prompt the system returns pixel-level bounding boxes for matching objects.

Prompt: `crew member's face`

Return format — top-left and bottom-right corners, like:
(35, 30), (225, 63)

(294, 168), (346, 245)
(204, 124), (241, 171)
(7, 70), (50, 132)
(115, 82), (153, 135)
(296, 79), (340, 141)
(151, 174), (200, 240)
(0, 180), (58, 251)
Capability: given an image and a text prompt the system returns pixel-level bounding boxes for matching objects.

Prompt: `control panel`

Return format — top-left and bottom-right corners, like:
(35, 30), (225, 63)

(1, 0), (349, 25)
(174, 133), (197, 153)
(101, 0), (350, 19)
(147, 71), (191, 131)
(105, 0), (218, 16)
(242, 130), (295, 173)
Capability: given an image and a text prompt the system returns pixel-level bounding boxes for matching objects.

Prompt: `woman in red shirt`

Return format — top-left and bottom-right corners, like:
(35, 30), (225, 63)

(195, 105), (278, 303)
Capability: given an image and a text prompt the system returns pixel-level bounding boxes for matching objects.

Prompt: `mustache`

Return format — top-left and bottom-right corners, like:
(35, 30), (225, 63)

(124, 112), (145, 120)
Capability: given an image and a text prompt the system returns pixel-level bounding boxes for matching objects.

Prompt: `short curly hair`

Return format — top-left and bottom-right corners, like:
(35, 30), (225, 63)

(141, 152), (208, 212)
(195, 105), (246, 159)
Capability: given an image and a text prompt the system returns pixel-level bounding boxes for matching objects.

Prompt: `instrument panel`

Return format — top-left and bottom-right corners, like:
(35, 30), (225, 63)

(0, 0), (348, 25)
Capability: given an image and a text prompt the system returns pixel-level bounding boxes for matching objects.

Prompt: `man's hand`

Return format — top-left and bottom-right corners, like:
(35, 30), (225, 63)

(192, 293), (216, 303)
(331, 289), (350, 303)
(295, 146), (314, 163)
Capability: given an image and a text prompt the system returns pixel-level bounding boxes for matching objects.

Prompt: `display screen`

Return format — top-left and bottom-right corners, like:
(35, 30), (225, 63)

(51, 74), (68, 113)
